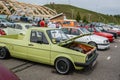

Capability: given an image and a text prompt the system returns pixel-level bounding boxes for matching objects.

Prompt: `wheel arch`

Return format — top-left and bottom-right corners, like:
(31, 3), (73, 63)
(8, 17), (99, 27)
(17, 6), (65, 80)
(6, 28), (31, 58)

(88, 41), (97, 47)
(54, 55), (75, 68)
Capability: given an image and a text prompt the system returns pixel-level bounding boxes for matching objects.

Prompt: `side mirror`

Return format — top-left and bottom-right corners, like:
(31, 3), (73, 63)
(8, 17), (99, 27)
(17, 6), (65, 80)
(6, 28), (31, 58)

(52, 39), (57, 44)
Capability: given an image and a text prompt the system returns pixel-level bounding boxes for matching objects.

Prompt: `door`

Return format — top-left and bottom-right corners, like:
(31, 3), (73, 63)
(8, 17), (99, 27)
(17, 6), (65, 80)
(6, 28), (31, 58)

(14, 24), (23, 34)
(6, 24), (16, 35)
(27, 30), (51, 64)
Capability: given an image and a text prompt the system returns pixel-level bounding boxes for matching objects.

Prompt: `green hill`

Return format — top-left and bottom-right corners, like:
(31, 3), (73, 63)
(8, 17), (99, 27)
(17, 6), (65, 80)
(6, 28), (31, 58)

(45, 4), (120, 24)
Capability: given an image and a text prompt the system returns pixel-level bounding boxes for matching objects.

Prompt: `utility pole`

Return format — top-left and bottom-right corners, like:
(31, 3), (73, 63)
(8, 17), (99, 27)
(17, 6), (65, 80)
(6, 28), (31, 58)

(71, 9), (74, 19)
(88, 14), (91, 22)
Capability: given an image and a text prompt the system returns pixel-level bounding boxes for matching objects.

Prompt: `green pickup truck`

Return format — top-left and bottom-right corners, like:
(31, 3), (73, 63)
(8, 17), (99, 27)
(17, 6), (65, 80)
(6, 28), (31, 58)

(0, 27), (98, 74)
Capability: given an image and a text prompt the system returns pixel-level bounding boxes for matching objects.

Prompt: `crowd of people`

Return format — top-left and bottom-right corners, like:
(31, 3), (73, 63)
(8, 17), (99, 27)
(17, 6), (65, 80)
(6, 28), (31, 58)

(37, 18), (62, 29)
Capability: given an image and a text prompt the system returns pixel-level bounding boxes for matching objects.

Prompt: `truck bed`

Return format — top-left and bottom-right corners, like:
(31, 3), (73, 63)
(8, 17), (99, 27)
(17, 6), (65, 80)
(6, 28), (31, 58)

(0, 35), (24, 40)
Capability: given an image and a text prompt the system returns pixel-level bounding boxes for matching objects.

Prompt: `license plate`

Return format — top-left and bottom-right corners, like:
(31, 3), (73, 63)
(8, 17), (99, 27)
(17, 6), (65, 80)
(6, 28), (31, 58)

(92, 60), (96, 67)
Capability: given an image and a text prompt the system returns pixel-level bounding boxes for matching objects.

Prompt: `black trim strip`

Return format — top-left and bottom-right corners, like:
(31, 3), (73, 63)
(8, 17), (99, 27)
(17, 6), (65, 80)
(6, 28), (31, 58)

(97, 44), (109, 46)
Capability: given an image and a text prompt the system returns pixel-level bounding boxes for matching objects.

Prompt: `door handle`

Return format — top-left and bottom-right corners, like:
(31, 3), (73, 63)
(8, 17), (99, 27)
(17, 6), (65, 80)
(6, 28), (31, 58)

(28, 44), (34, 46)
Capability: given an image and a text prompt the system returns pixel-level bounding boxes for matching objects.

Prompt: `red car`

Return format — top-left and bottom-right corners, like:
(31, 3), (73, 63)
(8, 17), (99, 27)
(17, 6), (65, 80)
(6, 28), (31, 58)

(0, 64), (20, 80)
(84, 25), (114, 42)
(109, 29), (120, 36)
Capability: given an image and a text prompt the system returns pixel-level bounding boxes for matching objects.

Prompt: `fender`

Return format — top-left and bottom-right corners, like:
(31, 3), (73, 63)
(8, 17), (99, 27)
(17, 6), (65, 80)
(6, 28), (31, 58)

(0, 43), (7, 48)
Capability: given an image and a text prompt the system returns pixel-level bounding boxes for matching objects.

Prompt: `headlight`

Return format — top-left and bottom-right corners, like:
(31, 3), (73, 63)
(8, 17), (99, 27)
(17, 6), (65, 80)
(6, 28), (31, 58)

(104, 40), (109, 44)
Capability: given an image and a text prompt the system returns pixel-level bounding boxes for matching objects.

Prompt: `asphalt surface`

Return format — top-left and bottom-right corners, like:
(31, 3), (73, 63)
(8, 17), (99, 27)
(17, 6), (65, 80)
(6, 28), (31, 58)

(0, 38), (120, 80)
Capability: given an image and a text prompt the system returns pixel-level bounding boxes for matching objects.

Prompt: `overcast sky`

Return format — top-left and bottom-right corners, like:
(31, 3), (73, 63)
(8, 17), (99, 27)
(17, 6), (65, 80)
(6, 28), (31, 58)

(17, 0), (120, 15)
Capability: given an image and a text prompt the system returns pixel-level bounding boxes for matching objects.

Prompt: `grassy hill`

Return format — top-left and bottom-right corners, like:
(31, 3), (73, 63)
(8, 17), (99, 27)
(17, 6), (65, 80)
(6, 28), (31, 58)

(45, 4), (120, 24)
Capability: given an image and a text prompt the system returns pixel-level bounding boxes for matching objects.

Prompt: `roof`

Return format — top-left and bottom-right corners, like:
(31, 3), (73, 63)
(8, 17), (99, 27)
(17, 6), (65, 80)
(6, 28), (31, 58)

(0, 0), (57, 18)
(30, 27), (59, 31)
(49, 13), (64, 20)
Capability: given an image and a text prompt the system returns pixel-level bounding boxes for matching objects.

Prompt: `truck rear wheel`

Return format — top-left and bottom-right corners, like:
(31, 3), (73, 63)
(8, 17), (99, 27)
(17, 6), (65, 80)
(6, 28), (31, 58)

(55, 58), (72, 75)
(0, 47), (10, 59)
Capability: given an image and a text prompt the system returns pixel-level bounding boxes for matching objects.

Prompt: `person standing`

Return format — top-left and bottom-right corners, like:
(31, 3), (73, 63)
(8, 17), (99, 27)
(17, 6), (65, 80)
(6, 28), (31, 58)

(39, 18), (45, 27)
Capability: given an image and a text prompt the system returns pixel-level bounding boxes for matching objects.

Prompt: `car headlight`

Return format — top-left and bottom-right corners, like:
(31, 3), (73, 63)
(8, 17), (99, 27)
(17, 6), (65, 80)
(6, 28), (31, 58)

(104, 40), (109, 44)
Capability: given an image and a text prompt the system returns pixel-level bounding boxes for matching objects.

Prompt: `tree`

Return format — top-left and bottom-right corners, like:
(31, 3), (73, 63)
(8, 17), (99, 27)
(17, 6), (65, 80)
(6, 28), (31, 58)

(83, 16), (88, 23)
(75, 11), (81, 22)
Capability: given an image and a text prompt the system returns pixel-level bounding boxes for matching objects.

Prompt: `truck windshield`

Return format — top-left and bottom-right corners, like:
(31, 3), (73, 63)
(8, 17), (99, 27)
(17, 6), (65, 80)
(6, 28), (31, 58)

(47, 29), (69, 43)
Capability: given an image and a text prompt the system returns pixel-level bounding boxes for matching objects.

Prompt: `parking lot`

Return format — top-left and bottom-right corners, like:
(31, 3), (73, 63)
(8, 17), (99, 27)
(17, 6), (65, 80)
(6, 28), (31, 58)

(0, 38), (120, 80)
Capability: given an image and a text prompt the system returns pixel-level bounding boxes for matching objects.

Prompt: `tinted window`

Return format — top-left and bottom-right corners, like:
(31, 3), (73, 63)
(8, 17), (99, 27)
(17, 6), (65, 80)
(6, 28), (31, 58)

(88, 28), (94, 32)
(63, 21), (70, 24)
(25, 25), (33, 29)
(61, 28), (70, 34)
(71, 28), (80, 35)
(15, 24), (22, 30)
(30, 31), (49, 44)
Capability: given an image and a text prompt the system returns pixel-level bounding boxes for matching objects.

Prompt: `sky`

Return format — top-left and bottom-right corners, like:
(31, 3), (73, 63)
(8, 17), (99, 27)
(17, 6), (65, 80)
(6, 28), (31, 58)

(17, 0), (120, 15)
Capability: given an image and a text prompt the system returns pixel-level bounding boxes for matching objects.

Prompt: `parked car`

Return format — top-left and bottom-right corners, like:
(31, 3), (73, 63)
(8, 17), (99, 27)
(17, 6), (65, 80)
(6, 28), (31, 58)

(0, 63), (20, 80)
(0, 19), (11, 27)
(0, 28), (98, 74)
(61, 27), (110, 50)
(96, 26), (118, 39)
(85, 25), (114, 42)
(108, 26), (120, 36)
(0, 23), (33, 35)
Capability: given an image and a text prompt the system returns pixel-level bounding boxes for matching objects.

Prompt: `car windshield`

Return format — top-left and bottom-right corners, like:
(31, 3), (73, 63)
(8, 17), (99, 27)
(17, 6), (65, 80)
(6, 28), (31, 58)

(79, 28), (91, 34)
(1, 19), (8, 22)
(95, 27), (101, 32)
(47, 29), (69, 43)
(25, 25), (33, 29)
(97, 26), (104, 31)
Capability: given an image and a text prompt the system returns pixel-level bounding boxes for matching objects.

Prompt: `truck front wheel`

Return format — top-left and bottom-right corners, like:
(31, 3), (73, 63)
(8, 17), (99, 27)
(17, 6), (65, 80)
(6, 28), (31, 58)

(55, 58), (72, 75)
(0, 47), (10, 59)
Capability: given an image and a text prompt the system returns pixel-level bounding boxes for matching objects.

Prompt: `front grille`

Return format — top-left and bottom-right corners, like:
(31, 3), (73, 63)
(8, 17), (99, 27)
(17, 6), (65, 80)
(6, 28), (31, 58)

(88, 50), (96, 59)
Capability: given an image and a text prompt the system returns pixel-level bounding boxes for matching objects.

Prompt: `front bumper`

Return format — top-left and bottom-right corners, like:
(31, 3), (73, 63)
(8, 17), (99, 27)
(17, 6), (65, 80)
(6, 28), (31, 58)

(97, 44), (110, 50)
(74, 53), (98, 67)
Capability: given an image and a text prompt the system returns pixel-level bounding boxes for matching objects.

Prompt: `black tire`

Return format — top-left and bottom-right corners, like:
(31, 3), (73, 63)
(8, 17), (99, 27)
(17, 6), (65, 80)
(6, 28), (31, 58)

(0, 47), (10, 59)
(55, 58), (72, 75)
(88, 42), (97, 48)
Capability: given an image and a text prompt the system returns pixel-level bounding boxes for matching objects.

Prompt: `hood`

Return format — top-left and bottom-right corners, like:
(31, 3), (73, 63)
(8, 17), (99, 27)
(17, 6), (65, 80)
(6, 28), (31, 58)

(59, 33), (91, 46)
(95, 32), (113, 37)
(90, 34), (108, 40)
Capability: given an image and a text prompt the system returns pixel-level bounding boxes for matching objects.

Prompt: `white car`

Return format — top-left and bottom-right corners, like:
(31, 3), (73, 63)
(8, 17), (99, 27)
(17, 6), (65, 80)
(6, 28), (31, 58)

(0, 19), (11, 27)
(61, 27), (110, 50)
(2, 23), (33, 35)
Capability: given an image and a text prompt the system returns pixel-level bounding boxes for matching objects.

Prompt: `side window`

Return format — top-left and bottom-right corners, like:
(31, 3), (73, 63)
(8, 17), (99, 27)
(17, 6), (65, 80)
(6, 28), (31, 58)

(88, 28), (94, 32)
(63, 21), (70, 25)
(15, 24), (22, 30)
(61, 28), (70, 34)
(30, 31), (49, 44)
(71, 29), (80, 35)
(8, 24), (15, 28)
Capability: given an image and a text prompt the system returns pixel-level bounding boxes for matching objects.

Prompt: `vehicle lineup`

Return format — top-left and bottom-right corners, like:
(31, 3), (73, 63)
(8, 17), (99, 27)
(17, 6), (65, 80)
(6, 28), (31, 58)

(61, 27), (110, 50)
(0, 28), (98, 74)
(85, 25), (114, 42)
(0, 23), (33, 35)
